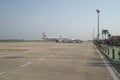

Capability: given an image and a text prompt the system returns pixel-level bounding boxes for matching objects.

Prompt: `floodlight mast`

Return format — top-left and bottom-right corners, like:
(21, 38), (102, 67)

(96, 9), (100, 40)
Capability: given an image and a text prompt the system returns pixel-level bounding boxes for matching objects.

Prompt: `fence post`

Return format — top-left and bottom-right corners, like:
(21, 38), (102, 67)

(112, 48), (115, 59)
(108, 47), (109, 55)
(105, 46), (106, 53)
(118, 50), (120, 60)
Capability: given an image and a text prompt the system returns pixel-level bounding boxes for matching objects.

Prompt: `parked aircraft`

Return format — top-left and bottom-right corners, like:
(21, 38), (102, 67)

(42, 33), (82, 43)
(42, 33), (60, 43)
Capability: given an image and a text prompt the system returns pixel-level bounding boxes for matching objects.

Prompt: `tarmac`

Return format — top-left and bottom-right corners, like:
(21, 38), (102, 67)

(0, 42), (119, 80)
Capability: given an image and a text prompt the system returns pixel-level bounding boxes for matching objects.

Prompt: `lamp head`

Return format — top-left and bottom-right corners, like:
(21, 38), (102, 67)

(96, 9), (100, 13)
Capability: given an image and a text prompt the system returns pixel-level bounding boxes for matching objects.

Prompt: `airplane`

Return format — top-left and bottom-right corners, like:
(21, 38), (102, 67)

(73, 39), (82, 43)
(42, 33), (82, 43)
(42, 32), (60, 43)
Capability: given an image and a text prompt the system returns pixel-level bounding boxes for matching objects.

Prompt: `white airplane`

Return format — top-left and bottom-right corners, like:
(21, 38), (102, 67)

(42, 33), (60, 42)
(41, 33), (74, 43)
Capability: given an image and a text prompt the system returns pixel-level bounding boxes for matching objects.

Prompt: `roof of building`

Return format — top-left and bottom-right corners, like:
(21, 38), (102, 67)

(110, 36), (120, 40)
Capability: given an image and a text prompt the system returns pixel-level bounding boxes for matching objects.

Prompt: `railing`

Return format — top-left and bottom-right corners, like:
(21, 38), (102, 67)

(94, 41), (120, 64)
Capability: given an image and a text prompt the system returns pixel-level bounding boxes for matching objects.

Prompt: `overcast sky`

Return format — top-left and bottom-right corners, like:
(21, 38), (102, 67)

(0, 0), (120, 40)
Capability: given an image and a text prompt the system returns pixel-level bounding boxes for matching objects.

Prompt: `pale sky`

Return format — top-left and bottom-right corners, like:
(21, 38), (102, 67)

(0, 0), (120, 40)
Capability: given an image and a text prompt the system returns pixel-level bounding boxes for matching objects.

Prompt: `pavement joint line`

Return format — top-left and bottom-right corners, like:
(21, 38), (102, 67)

(0, 71), (7, 75)
(20, 62), (31, 68)
(38, 58), (45, 61)
(48, 55), (54, 58)
(56, 52), (60, 54)
(95, 46), (120, 80)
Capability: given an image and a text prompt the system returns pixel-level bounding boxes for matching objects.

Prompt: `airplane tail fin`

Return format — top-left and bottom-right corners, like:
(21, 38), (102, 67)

(42, 32), (47, 39)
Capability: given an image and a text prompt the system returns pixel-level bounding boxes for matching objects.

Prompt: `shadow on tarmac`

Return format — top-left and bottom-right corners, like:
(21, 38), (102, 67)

(85, 58), (112, 67)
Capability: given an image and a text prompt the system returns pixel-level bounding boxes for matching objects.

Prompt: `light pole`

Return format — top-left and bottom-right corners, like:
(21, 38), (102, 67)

(96, 9), (100, 40)
(92, 29), (95, 40)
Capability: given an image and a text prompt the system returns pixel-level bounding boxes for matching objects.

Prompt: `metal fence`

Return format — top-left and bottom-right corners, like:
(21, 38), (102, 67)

(94, 42), (120, 64)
